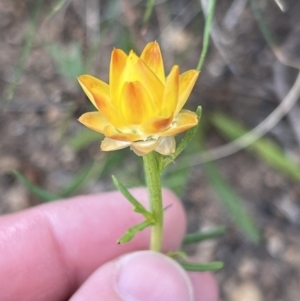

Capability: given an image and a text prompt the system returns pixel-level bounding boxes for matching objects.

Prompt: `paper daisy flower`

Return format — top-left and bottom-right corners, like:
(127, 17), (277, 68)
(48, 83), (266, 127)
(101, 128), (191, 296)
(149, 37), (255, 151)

(78, 41), (199, 156)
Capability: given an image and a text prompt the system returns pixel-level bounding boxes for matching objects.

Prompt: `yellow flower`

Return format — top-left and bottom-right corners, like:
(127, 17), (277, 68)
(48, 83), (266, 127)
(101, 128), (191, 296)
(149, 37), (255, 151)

(78, 41), (199, 156)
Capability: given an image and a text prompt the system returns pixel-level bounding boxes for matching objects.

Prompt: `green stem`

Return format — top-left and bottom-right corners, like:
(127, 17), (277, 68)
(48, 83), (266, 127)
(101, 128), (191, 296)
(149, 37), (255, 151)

(143, 152), (163, 252)
(196, 0), (216, 71)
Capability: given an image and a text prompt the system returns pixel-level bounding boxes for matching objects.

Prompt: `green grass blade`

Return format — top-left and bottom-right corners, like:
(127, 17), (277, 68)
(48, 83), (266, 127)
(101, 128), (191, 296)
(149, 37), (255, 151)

(60, 156), (114, 197)
(45, 0), (70, 21)
(211, 112), (300, 181)
(204, 162), (261, 243)
(182, 226), (226, 245)
(250, 0), (278, 47)
(12, 170), (60, 202)
(196, 0), (217, 71)
(5, 0), (44, 102)
(143, 0), (155, 23)
(161, 165), (190, 196)
(48, 42), (84, 82)
(179, 260), (224, 272)
(59, 163), (94, 197)
(67, 129), (103, 151)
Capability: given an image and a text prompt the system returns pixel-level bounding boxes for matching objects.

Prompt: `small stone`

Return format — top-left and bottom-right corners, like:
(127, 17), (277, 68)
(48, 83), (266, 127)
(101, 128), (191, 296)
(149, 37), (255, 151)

(5, 186), (29, 212)
(46, 106), (61, 123)
(161, 26), (191, 52)
(238, 258), (258, 278)
(227, 282), (263, 301)
(284, 246), (300, 267)
(60, 146), (76, 164)
(0, 156), (20, 172)
(277, 196), (300, 225)
(266, 233), (285, 258)
(194, 224), (218, 262)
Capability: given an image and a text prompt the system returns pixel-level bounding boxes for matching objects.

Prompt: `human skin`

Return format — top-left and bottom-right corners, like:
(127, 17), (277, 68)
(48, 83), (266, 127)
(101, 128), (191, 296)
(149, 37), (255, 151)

(0, 188), (219, 301)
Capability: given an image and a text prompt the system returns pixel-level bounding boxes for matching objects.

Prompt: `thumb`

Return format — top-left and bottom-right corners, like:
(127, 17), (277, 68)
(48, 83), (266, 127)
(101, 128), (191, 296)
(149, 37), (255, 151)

(70, 250), (194, 301)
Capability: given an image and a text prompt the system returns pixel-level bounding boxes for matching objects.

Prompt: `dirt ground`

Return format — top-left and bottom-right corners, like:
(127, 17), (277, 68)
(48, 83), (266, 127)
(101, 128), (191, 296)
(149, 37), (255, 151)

(1, 1), (300, 300)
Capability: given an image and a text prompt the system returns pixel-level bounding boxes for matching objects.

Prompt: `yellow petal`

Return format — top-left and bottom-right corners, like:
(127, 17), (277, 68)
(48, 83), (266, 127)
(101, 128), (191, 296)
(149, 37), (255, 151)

(120, 81), (155, 125)
(155, 137), (176, 155)
(103, 125), (141, 142)
(78, 112), (109, 134)
(109, 49), (127, 106)
(161, 65), (179, 118)
(101, 138), (131, 151)
(176, 70), (199, 114)
(120, 51), (164, 110)
(78, 74), (127, 130)
(140, 115), (173, 136)
(79, 111), (141, 142)
(159, 110), (198, 137)
(140, 41), (165, 84)
(78, 74), (109, 110)
(130, 139), (161, 156)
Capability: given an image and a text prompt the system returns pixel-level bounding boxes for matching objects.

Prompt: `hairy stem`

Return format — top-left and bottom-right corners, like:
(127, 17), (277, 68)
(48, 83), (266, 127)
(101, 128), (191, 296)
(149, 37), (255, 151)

(143, 152), (163, 252)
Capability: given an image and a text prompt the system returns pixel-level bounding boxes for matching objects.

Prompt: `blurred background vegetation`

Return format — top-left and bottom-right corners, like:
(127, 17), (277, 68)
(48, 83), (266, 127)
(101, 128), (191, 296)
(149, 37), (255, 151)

(1, 0), (300, 300)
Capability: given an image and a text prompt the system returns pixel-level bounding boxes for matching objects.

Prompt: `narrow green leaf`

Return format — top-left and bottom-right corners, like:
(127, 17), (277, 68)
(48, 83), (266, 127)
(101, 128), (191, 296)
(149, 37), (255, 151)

(204, 162), (261, 243)
(162, 107), (202, 170)
(59, 156), (115, 197)
(48, 42), (84, 81)
(67, 129), (103, 151)
(112, 175), (153, 220)
(12, 170), (60, 202)
(211, 112), (300, 181)
(167, 251), (188, 260)
(118, 220), (154, 244)
(196, 0), (217, 71)
(250, 0), (278, 47)
(59, 163), (94, 197)
(182, 226), (226, 245)
(45, 0), (69, 21)
(179, 260), (224, 272)
(143, 0), (155, 23)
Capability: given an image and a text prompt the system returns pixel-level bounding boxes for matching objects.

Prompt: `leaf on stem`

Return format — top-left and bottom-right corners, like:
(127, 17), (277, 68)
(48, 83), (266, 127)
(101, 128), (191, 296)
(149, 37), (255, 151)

(112, 175), (153, 220)
(162, 106), (202, 170)
(167, 251), (188, 260)
(179, 260), (224, 272)
(117, 220), (154, 244)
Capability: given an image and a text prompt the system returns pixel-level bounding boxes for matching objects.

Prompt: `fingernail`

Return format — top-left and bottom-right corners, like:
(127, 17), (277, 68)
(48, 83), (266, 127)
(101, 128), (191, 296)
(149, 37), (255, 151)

(115, 251), (194, 301)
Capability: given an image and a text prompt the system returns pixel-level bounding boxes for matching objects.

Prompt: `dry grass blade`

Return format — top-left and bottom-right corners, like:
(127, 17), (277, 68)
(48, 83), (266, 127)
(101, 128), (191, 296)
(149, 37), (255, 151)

(222, 0), (248, 31)
(193, 72), (300, 164)
(273, 0), (288, 12)
(192, 0), (300, 164)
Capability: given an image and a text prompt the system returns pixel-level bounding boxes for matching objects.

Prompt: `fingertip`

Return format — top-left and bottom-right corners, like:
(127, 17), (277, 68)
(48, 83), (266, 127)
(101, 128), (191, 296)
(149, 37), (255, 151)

(70, 251), (194, 301)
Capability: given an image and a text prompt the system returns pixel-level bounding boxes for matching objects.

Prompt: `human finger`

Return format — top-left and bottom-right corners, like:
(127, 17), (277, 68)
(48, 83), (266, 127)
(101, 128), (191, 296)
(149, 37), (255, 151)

(0, 188), (186, 301)
(69, 251), (219, 301)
